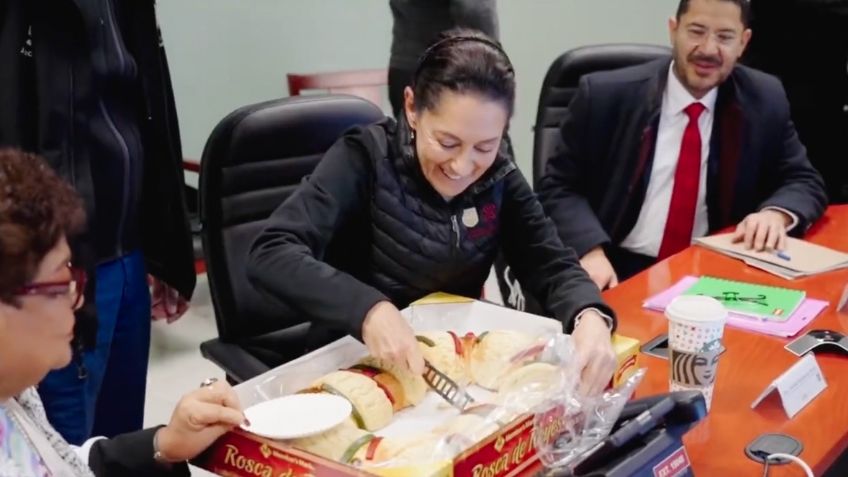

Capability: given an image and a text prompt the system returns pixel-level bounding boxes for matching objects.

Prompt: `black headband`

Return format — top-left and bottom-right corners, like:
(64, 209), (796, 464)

(412, 35), (514, 85)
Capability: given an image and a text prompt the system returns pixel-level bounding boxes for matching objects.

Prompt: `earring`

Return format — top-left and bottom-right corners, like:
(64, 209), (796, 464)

(410, 129), (416, 141)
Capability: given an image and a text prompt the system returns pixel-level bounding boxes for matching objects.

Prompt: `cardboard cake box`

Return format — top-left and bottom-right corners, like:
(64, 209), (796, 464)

(194, 294), (640, 477)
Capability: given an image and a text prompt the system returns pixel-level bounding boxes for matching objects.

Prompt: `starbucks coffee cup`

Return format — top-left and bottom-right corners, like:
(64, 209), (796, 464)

(665, 295), (727, 410)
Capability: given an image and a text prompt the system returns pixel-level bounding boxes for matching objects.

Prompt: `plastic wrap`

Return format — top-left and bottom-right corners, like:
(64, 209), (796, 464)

(532, 367), (647, 472)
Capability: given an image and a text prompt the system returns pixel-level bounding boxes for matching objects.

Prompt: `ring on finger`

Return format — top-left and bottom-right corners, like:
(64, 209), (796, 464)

(200, 377), (219, 388)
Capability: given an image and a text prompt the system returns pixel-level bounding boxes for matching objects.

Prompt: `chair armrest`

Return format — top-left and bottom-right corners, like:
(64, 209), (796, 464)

(183, 158), (201, 173)
(200, 339), (270, 383)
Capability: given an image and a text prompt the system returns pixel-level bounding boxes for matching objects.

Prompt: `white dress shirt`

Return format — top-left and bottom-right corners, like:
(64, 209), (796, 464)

(620, 63), (717, 257)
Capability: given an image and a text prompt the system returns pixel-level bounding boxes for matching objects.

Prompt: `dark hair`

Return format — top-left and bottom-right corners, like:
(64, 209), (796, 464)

(0, 149), (85, 304)
(412, 28), (516, 116)
(677, 0), (750, 27)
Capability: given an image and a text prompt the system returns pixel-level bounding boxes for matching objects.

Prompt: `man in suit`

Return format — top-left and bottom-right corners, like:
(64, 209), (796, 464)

(538, 0), (827, 290)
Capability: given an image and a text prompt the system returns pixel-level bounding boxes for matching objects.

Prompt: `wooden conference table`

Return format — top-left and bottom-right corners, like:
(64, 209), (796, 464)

(593, 205), (848, 476)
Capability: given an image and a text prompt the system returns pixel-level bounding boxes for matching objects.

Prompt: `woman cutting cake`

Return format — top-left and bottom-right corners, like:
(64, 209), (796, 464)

(248, 28), (617, 396)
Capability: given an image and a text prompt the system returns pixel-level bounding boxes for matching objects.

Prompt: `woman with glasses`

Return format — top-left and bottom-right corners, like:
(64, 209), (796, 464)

(0, 149), (245, 476)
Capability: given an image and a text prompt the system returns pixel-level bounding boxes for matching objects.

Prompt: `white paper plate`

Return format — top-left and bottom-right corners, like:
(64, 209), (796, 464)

(241, 394), (352, 440)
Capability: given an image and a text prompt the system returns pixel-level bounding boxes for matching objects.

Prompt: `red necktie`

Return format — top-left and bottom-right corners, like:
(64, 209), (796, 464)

(657, 102), (706, 260)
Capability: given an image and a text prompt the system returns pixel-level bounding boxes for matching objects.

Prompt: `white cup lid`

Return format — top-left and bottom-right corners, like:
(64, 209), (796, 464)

(666, 295), (727, 325)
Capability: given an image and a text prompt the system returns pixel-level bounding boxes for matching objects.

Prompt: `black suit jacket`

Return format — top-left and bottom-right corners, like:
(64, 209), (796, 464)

(88, 427), (189, 476)
(538, 58), (828, 261)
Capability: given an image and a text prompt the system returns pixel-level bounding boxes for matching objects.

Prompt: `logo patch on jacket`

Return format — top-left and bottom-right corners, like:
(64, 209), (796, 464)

(462, 207), (479, 227)
(467, 203), (498, 240)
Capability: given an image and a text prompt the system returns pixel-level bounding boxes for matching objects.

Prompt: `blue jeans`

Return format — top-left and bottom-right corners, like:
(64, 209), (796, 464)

(38, 250), (151, 444)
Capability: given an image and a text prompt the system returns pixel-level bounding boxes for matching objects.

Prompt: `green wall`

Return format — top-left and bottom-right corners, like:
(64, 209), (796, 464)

(158, 1), (671, 179)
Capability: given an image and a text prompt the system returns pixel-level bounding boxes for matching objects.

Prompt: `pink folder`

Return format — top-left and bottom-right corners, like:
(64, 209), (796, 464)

(643, 276), (828, 338)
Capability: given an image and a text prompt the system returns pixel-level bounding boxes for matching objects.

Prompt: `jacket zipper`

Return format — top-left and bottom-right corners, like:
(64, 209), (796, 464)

(450, 214), (460, 256)
(74, 338), (88, 379)
(98, 101), (131, 258)
(67, 69), (76, 187)
(101, 0), (131, 257)
(104, 0), (127, 74)
(68, 67), (89, 380)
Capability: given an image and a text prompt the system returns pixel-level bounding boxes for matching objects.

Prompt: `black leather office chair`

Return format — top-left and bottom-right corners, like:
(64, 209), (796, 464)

(495, 44), (671, 316)
(531, 43), (671, 186)
(198, 95), (385, 383)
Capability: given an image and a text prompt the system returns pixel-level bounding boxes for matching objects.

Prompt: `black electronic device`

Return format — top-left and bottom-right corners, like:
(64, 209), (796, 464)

(537, 391), (707, 477)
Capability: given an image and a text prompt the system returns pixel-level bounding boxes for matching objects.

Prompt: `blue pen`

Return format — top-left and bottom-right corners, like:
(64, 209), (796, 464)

(775, 250), (791, 261)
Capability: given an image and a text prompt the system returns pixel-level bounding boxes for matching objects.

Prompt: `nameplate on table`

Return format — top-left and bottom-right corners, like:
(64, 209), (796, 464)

(751, 353), (827, 418)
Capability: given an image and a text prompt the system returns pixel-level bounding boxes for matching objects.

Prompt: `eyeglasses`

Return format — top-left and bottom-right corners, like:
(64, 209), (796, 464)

(13, 264), (87, 310)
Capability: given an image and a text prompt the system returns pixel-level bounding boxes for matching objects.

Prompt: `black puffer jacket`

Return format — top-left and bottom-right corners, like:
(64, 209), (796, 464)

(248, 117), (613, 340)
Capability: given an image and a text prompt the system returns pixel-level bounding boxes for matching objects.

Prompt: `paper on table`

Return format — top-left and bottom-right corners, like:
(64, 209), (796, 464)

(644, 276), (828, 338)
(680, 276), (806, 321)
(743, 257), (806, 280)
(695, 233), (848, 278)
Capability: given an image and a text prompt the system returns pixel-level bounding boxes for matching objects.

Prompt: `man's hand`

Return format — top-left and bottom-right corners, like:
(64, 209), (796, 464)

(150, 275), (189, 323)
(731, 210), (792, 252)
(580, 246), (619, 290)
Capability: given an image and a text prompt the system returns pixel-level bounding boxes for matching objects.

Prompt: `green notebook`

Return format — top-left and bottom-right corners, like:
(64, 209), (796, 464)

(682, 276), (806, 321)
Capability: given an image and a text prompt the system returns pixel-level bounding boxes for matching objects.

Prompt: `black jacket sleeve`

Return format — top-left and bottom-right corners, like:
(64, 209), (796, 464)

(537, 77), (612, 258)
(247, 132), (388, 338)
(88, 427), (189, 477)
(500, 170), (616, 332)
(756, 80), (828, 233)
